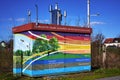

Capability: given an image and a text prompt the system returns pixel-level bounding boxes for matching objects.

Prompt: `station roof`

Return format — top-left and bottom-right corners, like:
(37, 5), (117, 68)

(12, 23), (92, 34)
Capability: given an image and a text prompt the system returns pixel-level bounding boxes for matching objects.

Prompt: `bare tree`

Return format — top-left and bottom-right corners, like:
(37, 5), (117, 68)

(91, 33), (105, 68)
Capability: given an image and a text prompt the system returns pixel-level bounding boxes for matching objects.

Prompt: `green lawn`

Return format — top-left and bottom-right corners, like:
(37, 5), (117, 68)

(0, 68), (120, 80)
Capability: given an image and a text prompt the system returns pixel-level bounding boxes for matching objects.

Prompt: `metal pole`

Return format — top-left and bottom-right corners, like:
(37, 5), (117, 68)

(28, 10), (31, 23)
(57, 11), (59, 25)
(103, 45), (107, 68)
(49, 5), (52, 24)
(50, 12), (52, 24)
(87, 0), (90, 28)
(64, 16), (66, 25)
(64, 10), (67, 25)
(35, 4), (38, 26)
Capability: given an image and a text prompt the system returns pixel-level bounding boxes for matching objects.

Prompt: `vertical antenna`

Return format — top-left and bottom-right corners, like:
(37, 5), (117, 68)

(55, 3), (58, 10)
(56, 3), (59, 25)
(35, 4), (38, 26)
(49, 3), (62, 25)
(28, 10), (31, 23)
(49, 5), (52, 24)
(57, 10), (60, 25)
(87, 0), (90, 28)
(64, 10), (67, 25)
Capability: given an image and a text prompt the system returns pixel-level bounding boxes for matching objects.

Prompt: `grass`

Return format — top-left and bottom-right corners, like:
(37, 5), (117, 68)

(0, 68), (120, 80)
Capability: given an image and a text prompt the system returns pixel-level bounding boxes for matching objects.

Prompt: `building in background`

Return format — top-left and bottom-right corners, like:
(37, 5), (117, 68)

(104, 38), (120, 47)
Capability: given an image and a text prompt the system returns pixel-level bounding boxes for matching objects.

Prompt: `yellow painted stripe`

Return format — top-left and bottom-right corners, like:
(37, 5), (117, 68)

(59, 44), (90, 50)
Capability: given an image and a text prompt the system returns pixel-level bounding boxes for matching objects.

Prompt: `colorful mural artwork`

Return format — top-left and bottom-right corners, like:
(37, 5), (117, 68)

(13, 23), (92, 77)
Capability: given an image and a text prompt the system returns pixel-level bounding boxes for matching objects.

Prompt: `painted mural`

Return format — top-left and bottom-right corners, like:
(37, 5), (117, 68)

(13, 30), (91, 77)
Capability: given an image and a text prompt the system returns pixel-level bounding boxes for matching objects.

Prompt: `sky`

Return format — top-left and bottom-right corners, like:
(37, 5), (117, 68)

(0, 0), (120, 41)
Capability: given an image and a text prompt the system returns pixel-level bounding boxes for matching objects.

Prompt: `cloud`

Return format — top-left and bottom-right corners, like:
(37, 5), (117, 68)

(16, 18), (26, 22)
(90, 21), (105, 26)
(44, 20), (49, 22)
(0, 17), (26, 22)
(40, 19), (49, 23)
(8, 18), (13, 21)
(0, 18), (10, 22)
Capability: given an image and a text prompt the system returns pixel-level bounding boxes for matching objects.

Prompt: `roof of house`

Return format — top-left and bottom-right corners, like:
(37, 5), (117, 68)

(12, 23), (92, 34)
(104, 38), (120, 43)
(104, 38), (114, 43)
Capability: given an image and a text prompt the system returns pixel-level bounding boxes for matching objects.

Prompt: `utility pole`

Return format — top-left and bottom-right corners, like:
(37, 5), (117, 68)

(87, 0), (90, 28)
(103, 45), (107, 68)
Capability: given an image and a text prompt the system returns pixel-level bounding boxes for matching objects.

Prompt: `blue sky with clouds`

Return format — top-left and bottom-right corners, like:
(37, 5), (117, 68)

(0, 0), (120, 41)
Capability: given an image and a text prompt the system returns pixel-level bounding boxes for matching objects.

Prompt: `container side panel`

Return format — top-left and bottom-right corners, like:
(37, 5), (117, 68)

(13, 30), (91, 77)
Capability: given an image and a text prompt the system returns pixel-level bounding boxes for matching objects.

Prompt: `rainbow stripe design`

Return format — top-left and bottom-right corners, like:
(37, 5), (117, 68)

(13, 30), (91, 77)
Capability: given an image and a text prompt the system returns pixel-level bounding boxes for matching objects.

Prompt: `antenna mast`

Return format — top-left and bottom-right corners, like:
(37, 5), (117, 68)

(49, 3), (62, 25)
(35, 4), (38, 26)
(49, 5), (52, 24)
(28, 10), (31, 23)
(56, 3), (60, 25)
(87, 0), (90, 28)
(64, 10), (67, 25)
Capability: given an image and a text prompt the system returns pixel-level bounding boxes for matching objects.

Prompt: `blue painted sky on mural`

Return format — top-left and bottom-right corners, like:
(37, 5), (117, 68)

(0, 0), (120, 41)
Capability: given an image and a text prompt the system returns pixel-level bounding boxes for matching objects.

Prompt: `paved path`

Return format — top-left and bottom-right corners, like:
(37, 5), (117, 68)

(96, 76), (120, 80)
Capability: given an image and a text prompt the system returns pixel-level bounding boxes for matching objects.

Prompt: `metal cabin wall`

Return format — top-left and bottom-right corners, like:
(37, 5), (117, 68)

(13, 30), (91, 77)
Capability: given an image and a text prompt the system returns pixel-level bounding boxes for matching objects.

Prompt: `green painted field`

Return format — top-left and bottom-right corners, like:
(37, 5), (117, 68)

(40, 52), (91, 60)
